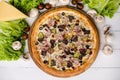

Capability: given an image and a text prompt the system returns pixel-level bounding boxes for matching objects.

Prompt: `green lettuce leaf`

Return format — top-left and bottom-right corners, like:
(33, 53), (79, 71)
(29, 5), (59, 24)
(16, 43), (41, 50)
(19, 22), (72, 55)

(88, 0), (109, 13)
(102, 0), (120, 18)
(83, 0), (120, 18)
(0, 20), (27, 60)
(9, 0), (44, 14)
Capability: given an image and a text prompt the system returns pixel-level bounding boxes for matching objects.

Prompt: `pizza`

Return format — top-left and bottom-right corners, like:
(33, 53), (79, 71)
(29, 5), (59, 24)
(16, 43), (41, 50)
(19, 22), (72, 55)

(29, 6), (99, 77)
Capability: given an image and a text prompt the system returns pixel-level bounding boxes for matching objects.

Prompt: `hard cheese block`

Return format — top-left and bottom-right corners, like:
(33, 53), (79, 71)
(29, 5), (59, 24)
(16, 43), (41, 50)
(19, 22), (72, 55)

(0, 1), (28, 21)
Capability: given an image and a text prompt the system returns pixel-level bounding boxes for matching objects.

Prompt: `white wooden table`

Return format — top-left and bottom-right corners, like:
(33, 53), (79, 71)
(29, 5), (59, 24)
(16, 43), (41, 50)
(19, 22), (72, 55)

(0, 2), (120, 80)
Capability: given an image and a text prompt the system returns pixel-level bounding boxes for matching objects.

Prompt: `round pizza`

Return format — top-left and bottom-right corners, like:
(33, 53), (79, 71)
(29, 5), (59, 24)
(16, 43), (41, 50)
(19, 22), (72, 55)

(29, 6), (99, 77)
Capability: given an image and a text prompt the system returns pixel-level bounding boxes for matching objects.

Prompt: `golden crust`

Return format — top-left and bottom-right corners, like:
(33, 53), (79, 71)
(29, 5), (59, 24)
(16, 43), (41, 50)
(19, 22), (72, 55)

(28, 6), (100, 77)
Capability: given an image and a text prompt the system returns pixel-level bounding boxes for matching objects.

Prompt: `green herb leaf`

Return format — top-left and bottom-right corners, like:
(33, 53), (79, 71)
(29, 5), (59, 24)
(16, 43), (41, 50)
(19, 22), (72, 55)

(0, 19), (27, 60)
(9, 0), (44, 14)
(83, 0), (120, 18)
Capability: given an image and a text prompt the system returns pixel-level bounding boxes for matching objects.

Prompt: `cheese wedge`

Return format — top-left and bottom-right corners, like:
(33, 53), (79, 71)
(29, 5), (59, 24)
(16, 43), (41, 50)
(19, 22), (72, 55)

(0, 1), (28, 21)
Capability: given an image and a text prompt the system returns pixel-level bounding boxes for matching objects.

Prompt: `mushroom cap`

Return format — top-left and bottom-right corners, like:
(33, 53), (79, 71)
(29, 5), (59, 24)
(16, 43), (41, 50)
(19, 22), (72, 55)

(105, 33), (113, 44)
(87, 9), (97, 17)
(94, 15), (105, 23)
(28, 8), (39, 18)
(103, 25), (111, 35)
(12, 41), (22, 50)
(102, 44), (113, 55)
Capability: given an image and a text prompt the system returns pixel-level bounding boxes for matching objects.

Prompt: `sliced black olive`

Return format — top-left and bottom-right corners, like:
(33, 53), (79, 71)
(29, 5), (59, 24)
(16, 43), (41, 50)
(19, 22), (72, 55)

(86, 45), (90, 49)
(71, 48), (74, 51)
(50, 39), (55, 44)
(85, 30), (90, 34)
(41, 50), (47, 56)
(58, 25), (65, 32)
(51, 44), (54, 48)
(89, 51), (92, 55)
(79, 49), (87, 56)
(50, 39), (55, 48)
(62, 67), (66, 71)
(62, 12), (65, 16)
(58, 25), (66, 29)
(39, 27), (43, 30)
(62, 38), (68, 45)
(64, 49), (70, 55)
(43, 24), (49, 28)
(64, 49), (73, 55)
(53, 24), (57, 28)
(67, 24), (71, 27)
(70, 47), (77, 52)
(53, 21), (57, 28)
(58, 40), (62, 43)
(70, 52), (74, 55)
(60, 55), (66, 58)
(82, 28), (86, 32)
(74, 47), (78, 51)
(51, 59), (56, 66)
(43, 60), (49, 64)
(68, 15), (75, 22)
(71, 35), (78, 42)
(82, 28), (90, 34)
(67, 61), (73, 68)
(79, 60), (82, 65)
(59, 28), (64, 32)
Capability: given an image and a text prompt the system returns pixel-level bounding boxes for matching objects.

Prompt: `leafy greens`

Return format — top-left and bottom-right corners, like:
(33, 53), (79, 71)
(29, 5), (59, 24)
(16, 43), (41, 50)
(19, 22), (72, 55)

(83, 0), (120, 18)
(9, 0), (44, 14)
(0, 20), (27, 60)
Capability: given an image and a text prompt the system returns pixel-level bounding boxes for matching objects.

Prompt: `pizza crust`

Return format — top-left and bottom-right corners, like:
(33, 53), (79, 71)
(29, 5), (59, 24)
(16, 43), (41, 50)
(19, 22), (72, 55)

(28, 6), (99, 77)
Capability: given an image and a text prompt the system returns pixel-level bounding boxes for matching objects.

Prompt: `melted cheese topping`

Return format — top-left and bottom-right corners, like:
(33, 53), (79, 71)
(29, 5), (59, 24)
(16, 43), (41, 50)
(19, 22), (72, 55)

(35, 12), (93, 71)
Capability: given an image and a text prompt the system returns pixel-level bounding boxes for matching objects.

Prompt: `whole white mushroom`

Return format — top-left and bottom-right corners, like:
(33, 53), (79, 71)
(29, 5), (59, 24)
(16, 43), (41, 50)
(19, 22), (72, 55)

(94, 15), (105, 23)
(102, 44), (113, 55)
(87, 9), (97, 18)
(28, 8), (39, 18)
(12, 41), (22, 50)
(105, 33), (113, 44)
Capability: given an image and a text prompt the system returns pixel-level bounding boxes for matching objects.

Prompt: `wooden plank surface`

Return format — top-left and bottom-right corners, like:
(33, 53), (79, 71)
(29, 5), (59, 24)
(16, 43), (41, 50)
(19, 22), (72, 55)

(0, 2), (120, 80)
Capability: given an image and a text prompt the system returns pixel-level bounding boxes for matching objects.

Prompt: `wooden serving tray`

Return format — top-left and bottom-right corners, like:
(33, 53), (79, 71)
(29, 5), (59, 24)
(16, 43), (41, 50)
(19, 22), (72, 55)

(28, 6), (100, 77)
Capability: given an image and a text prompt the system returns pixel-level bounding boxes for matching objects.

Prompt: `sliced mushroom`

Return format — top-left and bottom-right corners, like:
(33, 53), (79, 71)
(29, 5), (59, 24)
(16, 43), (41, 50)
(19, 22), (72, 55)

(21, 52), (30, 60)
(105, 32), (113, 44)
(103, 25), (111, 35)
(102, 44), (113, 55)
(94, 15), (105, 23)
(12, 41), (22, 50)
(87, 9), (97, 18)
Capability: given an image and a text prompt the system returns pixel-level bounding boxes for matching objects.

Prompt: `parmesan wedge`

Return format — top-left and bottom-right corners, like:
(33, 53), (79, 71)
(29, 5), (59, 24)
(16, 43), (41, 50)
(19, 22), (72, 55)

(0, 1), (28, 21)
